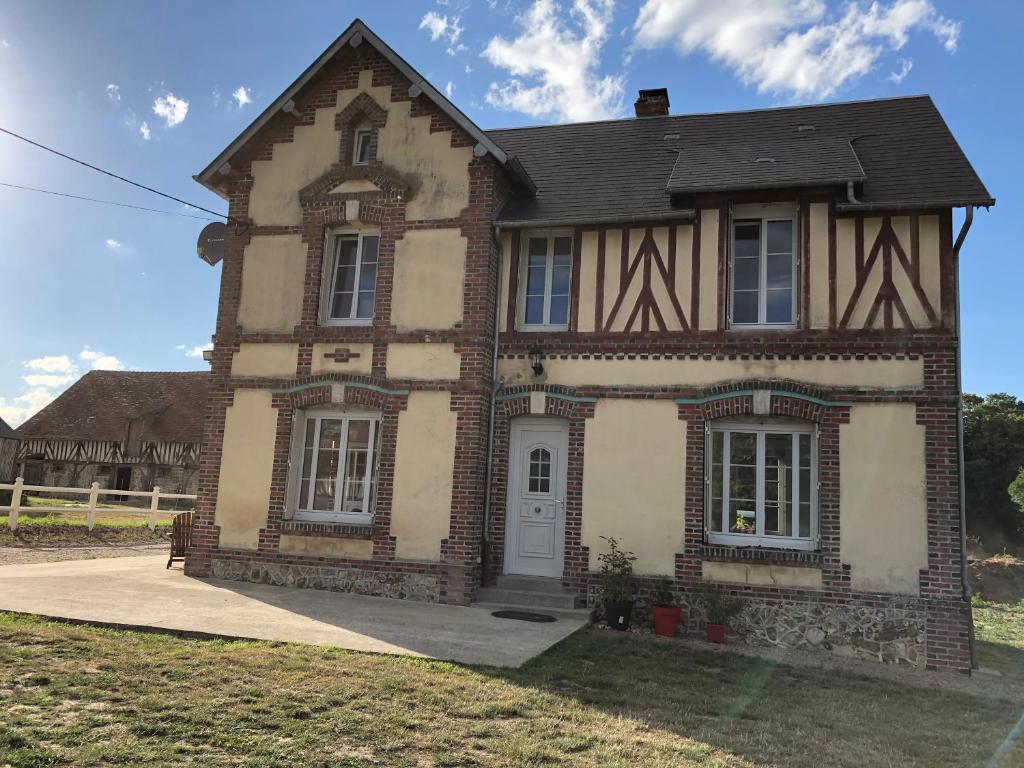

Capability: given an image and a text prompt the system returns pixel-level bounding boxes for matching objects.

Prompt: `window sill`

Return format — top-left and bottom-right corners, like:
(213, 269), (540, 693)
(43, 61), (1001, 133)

(700, 543), (821, 567)
(280, 519), (374, 540)
(321, 319), (373, 327)
(517, 325), (570, 333)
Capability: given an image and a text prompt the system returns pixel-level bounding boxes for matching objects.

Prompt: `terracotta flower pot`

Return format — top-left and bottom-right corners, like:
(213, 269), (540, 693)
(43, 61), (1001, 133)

(652, 604), (682, 637)
(605, 600), (634, 630)
(706, 623), (726, 644)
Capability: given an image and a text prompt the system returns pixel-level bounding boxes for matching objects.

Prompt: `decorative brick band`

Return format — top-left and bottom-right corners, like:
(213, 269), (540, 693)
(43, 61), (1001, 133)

(323, 347), (361, 363)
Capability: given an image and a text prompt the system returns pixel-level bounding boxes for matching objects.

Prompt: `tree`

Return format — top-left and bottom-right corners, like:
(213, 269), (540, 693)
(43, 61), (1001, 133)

(963, 392), (1024, 543)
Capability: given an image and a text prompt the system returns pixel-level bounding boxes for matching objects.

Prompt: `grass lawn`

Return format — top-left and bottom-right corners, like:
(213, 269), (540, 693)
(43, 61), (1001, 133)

(973, 597), (1024, 684)
(0, 614), (1021, 767)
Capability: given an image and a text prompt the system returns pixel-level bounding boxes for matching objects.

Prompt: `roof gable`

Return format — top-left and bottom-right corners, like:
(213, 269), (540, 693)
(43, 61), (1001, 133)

(195, 19), (532, 196)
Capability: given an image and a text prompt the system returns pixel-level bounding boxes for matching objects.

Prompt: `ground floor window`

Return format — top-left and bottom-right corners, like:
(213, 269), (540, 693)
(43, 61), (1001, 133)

(288, 410), (380, 524)
(706, 419), (817, 550)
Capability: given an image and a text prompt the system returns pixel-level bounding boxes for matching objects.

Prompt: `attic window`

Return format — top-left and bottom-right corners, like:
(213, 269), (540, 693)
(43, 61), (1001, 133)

(796, 124), (816, 133)
(353, 128), (373, 165)
(663, 133), (681, 140)
(755, 157), (776, 163)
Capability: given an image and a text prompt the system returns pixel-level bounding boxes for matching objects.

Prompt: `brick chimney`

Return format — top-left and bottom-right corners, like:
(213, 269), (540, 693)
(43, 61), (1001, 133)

(634, 88), (670, 118)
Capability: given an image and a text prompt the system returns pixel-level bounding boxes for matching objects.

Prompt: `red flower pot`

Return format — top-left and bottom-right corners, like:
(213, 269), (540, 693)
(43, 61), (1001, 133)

(652, 604), (682, 637)
(706, 623), (726, 644)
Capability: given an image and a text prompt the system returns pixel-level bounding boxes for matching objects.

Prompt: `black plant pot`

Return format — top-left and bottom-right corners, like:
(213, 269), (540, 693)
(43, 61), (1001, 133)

(604, 600), (634, 631)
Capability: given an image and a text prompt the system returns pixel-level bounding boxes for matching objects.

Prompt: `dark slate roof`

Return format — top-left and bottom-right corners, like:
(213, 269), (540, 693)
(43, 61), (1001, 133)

(666, 135), (865, 194)
(18, 371), (208, 443)
(0, 417), (17, 440)
(487, 95), (993, 225)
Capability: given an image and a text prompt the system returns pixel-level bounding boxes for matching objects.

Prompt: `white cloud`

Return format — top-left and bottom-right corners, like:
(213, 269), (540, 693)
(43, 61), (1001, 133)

(1, 39), (9, 49)
(232, 86), (252, 107)
(152, 92), (189, 127)
(183, 343), (213, 359)
(888, 57), (913, 83)
(105, 83), (120, 101)
(105, 238), (123, 250)
(22, 374), (75, 389)
(483, 0), (624, 122)
(445, 81), (455, 98)
(420, 12), (464, 46)
(139, 121), (151, 141)
(633, 0), (960, 100)
(0, 389), (56, 427)
(25, 355), (76, 374)
(79, 347), (124, 370)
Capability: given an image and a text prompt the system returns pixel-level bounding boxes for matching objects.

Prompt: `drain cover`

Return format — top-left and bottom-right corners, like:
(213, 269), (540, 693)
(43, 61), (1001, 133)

(491, 610), (557, 623)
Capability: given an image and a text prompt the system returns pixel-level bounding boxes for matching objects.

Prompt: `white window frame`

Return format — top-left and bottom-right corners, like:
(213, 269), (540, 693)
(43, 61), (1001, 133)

(287, 409), (380, 525)
(518, 230), (573, 331)
(321, 229), (379, 326)
(352, 127), (373, 165)
(705, 418), (818, 551)
(729, 204), (798, 330)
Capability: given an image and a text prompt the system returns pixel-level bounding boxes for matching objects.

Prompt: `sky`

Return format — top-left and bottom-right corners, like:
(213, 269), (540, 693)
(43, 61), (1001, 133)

(0, 0), (1020, 426)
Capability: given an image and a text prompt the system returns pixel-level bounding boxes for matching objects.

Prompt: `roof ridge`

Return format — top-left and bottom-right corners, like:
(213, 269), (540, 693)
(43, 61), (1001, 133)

(485, 94), (933, 134)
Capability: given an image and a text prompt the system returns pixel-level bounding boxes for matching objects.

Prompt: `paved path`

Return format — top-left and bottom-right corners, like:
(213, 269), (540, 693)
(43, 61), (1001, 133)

(0, 556), (588, 668)
(0, 543), (166, 566)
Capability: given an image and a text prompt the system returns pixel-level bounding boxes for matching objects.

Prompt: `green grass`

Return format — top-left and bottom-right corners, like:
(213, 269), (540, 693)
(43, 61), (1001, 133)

(12, 512), (174, 529)
(0, 613), (1021, 767)
(973, 596), (1024, 683)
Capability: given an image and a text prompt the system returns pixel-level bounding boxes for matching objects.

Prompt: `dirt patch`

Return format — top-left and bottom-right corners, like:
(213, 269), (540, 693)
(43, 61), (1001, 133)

(0, 543), (167, 566)
(970, 553), (1024, 604)
(0, 524), (168, 548)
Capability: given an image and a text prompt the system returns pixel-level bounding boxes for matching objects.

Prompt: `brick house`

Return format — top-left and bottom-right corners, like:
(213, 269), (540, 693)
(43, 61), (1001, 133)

(186, 19), (993, 672)
(16, 371), (207, 495)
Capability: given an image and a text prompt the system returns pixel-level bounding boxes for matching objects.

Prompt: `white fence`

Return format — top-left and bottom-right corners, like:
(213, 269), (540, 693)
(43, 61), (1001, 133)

(0, 477), (196, 531)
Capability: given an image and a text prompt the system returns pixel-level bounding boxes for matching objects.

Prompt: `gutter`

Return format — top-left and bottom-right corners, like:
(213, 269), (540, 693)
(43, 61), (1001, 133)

(497, 209), (695, 229)
(480, 220), (506, 586)
(952, 205), (976, 668)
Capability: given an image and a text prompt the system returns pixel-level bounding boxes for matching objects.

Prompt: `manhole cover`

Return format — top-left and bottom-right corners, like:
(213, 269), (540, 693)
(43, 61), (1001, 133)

(491, 610), (557, 623)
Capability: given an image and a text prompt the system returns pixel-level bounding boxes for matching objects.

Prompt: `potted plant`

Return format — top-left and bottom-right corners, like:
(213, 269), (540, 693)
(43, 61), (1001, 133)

(698, 585), (742, 644)
(650, 577), (682, 637)
(598, 536), (636, 631)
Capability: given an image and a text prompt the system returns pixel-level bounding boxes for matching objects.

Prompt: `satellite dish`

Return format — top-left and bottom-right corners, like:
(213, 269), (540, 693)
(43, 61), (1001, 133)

(196, 221), (227, 266)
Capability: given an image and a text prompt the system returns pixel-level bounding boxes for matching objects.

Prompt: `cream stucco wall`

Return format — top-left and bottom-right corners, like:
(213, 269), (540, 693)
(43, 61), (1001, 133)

(698, 209), (720, 331)
(231, 343), (298, 377)
(702, 561), (823, 590)
(214, 389), (278, 550)
(498, 355), (923, 390)
(391, 229), (466, 331)
(310, 343), (374, 375)
(386, 343), (461, 380)
(582, 399), (685, 574)
(247, 69), (471, 226)
(809, 203), (831, 329)
(279, 534), (372, 559)
(840, 403), (927, 594)
(237, 235), (307, 333)
(390, 391), (457, 561)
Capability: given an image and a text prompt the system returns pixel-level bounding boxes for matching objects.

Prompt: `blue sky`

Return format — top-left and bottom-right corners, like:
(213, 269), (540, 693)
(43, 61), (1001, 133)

(0, 0), (1019, 425)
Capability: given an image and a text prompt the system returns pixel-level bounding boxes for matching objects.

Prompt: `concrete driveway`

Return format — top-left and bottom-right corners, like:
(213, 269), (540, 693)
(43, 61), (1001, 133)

(0, 556), (588, 667)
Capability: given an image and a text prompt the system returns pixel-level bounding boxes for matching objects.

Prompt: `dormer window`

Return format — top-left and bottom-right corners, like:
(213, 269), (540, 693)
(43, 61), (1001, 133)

(352, 127), (373, 165)
(729, 204), (797, 329)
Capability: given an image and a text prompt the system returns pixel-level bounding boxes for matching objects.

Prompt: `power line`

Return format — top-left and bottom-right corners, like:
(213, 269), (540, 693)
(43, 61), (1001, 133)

(0, 181), (222, 221)
(0, 126), (227, 220)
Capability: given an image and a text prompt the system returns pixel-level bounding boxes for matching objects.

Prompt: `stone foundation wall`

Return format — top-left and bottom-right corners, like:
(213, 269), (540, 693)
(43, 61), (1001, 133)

(211, 558), (441, 603)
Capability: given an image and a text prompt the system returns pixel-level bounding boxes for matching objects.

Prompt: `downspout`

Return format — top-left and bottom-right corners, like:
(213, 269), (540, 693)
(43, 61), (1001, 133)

(952, 205), (975, 667)
(846, 180), (861, 205)
(480, 222), (505, 588)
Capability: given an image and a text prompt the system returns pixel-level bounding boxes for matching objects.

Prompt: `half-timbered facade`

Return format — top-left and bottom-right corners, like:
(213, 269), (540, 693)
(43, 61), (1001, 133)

(16, 371), (207, 495)
(187, 20), (993, 673)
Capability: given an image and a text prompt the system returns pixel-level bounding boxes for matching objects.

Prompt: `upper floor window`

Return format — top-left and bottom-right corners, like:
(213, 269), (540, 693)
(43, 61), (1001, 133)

(353, 127), (373, 165)
(289, 410), (380, 525)
(520, 232), (572, 330)
(706, 420), (817, 550)
(324, 232), (379, 325)
(730, 207), (796, 328)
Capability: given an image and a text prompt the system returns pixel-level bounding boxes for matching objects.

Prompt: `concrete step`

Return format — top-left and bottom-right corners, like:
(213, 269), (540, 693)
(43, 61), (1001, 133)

(475, 587), (578, 610)
(495, 575), (570, 594)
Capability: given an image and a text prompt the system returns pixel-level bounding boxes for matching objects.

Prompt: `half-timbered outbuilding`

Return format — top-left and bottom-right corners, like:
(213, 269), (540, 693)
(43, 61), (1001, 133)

(184, 19), (993, 673)
(16, 371), (207, 495)
(0, 417), (19, 486)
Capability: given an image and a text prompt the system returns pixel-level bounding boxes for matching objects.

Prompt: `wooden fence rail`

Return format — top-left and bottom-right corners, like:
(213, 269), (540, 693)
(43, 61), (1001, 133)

(0, 477), (197, 531)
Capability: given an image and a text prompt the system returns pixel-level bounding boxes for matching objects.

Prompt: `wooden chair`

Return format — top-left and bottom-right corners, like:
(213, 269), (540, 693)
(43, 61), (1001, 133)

(167, 511), (194, 569)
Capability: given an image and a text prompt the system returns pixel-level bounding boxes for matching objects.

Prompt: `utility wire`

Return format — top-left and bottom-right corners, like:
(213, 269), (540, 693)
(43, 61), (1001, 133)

(0, 126), (227, 220)
(0, 181), (222, 221)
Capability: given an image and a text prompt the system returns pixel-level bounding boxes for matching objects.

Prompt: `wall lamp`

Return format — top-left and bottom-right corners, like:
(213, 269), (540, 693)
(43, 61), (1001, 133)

(529, 345), (544, 377)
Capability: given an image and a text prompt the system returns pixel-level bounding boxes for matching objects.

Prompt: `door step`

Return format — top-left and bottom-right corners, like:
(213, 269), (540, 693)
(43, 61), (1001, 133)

(476, 576), (579, 610)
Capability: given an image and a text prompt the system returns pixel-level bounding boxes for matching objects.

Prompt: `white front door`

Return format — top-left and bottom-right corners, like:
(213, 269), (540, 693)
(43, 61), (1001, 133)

(505, 418), (568, 578)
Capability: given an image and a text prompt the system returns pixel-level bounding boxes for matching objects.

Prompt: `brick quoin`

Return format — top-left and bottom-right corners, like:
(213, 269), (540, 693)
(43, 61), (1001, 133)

(187, 37), (973, 673)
